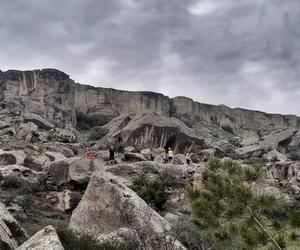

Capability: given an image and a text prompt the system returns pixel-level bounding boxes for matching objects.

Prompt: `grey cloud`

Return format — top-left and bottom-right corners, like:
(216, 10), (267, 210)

(0, 0), (300, 115)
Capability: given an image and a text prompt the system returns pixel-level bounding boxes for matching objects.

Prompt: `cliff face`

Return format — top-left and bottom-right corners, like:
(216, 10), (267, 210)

(0, 69), (75, 127)
(1, 69), (299, 135)
(73, 84), (169, 116)
(170, 96), (300, 137)
(0, 69), (169, 127)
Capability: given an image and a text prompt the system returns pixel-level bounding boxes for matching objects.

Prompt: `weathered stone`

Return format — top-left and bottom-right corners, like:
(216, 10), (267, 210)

(286, 133), (300, 160)
(52, 128), (78, 143)
(260, 128), (297, 152)
(16, 122), (38, 142)
(23, 112), (55, 130)
(106, 161), (194, 185)
(45, 143), (74, 158)
(69, 172), (185, 249)
(287, 162), (300, 182)
(263, 150), (287, 163)
(124, 152), (147, 162)
(0, 201), (27, 249)
(172, 154), (186, 165)
(0, 120), (10, 130)
(269, 162), (291, 181)
(154, 155), (164, 164)
(24, 155), (49, 171)
(124, 146), (136, 153)
(48, 157), (103, 187)
(16, 225), (64, 250)
(46, 190), (82, 212)
(0, 150), (26, 165)
(240, 137), (259, 147)
(141, 148), (152, 155)
(234, 145), (264, 159)
(0, 165), (39, 186)
(99, 113), (208, 153)
(45, 151), (66, 162)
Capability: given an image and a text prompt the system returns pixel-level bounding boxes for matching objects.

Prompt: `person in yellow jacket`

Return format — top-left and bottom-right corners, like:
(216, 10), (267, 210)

(168, 147), (174, 163)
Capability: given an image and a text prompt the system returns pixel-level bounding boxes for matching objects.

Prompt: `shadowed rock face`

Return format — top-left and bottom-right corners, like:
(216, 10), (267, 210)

(1, 69), (300, 135)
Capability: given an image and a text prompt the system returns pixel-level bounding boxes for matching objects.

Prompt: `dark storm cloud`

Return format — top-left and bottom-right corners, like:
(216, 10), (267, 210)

(0, 0), (300, 115)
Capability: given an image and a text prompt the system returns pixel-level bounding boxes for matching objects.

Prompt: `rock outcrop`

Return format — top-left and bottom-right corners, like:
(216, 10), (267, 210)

(69, 172), (185, 249)
(98, 113), (208, 153)
(47, 157), (103, 187)
(16, 225), (64, 250)
(0, 201), (27, 249)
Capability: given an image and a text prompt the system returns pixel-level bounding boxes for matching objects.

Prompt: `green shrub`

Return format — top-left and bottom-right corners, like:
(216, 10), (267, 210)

(57, 228), (130, 250)
(130, 175), (170, 212)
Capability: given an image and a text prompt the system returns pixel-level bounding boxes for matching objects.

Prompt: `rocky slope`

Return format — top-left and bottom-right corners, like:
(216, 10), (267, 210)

(0, 68), (300, 249)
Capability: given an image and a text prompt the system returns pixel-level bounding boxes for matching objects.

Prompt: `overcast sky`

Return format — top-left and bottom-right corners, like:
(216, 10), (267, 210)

(1, 0), (300, 115)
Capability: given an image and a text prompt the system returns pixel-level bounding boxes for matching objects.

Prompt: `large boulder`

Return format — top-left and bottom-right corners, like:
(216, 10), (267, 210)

(260, 128), (297, 152)
(234, 128), (298, 159)
(48, 157), (103, 187)
(16, 225), (64, 250)
(24, 155), (49, 171)
(286, 133), (300, 161)
(234, 145), (264, 159)
(288, 162), (300, 182)
(0, 201), (27, 249)
(0, 165), (39, 186)
(263, 150), (287, 163)
(0, 150), (26, 165)
(16, 122), (38, 143)
(69, 172), (186, 249)
(52, 128), (78, 143)
(99, 113), (208, 153)
(268, 162), (291, 181)
(106, 161), (195, 186)
(22, 112), (55, 130)
(45, 151), (66, 162)
(45, 143), (74, 158)
(124, 152), (147, 162)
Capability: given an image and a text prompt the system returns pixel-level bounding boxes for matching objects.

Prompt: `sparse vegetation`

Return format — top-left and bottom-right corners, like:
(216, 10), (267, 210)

(130, 174), (171, 212)
(57, 228), (130, 250)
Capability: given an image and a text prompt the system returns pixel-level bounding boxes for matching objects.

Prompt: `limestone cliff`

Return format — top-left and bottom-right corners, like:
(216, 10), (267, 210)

(1, 69), (299, 135)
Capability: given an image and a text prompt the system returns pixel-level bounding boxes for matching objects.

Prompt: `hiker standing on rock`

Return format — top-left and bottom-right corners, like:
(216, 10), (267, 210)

(86, 149), (95, 171)
(168, 147), (174, 163)
(186, 153), (191, 165)
(107, 136), (116, 164)
(109, 145), (115, 163)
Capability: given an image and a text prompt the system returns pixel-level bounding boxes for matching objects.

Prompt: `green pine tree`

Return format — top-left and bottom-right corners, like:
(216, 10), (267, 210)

(187, 157), (300, 250)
